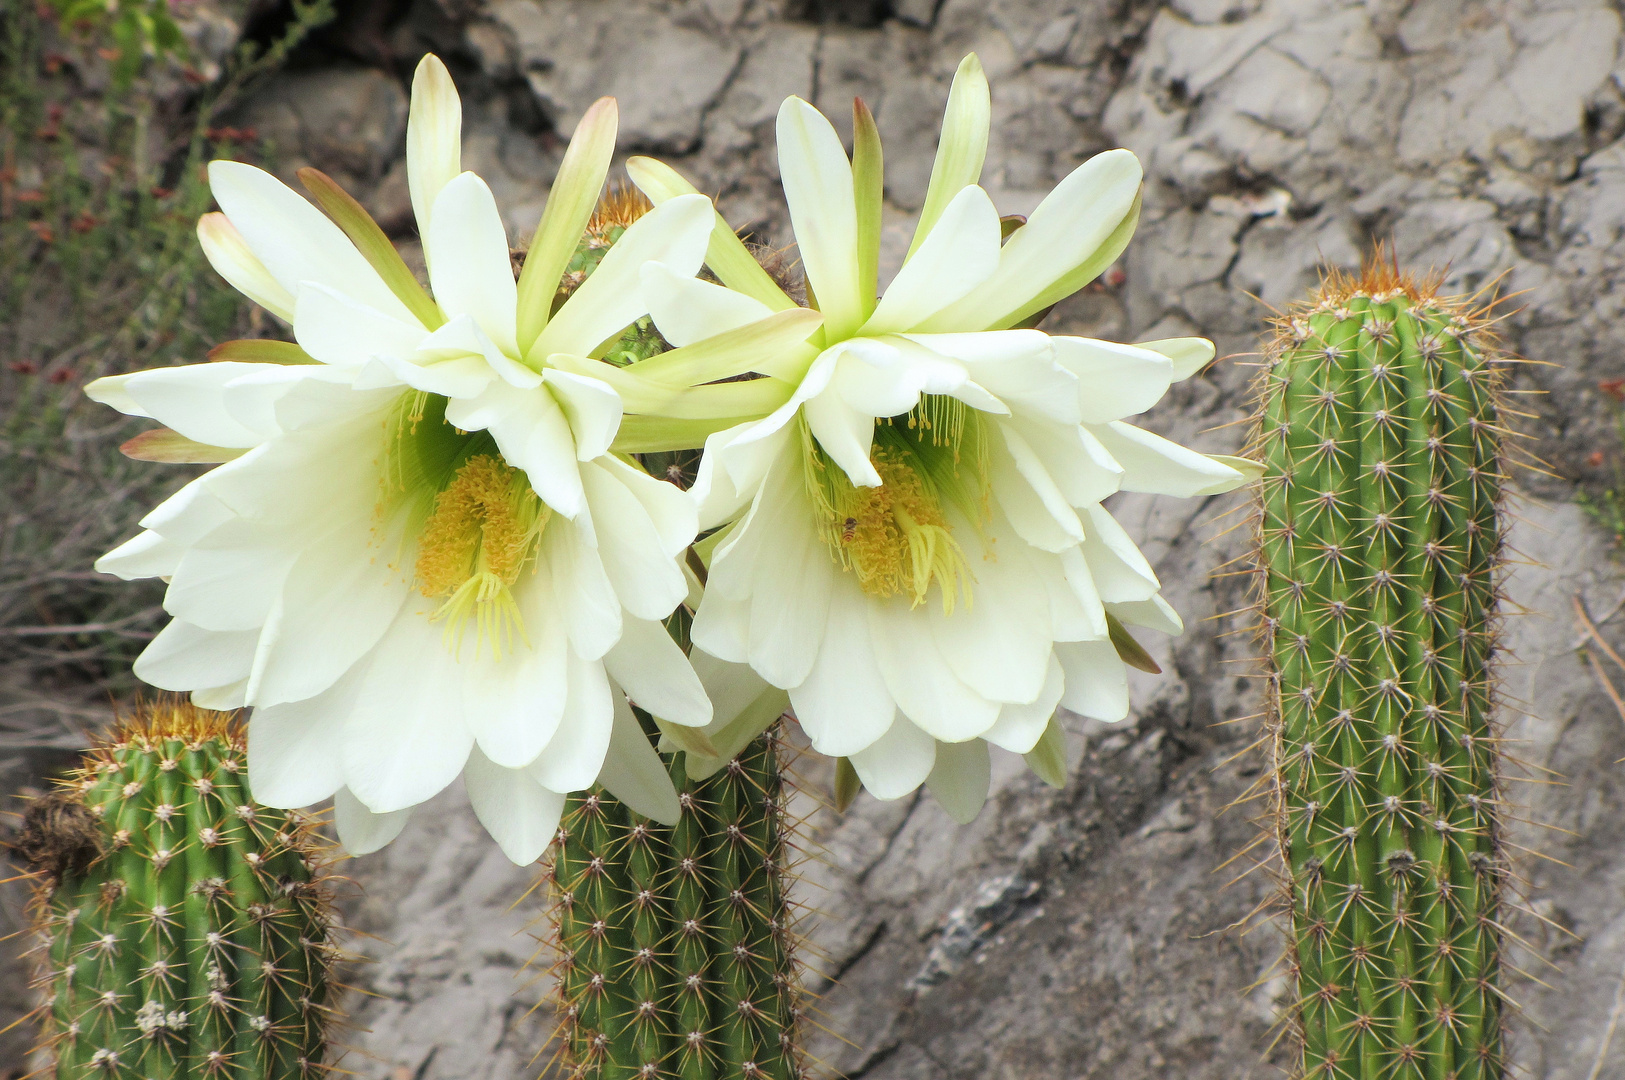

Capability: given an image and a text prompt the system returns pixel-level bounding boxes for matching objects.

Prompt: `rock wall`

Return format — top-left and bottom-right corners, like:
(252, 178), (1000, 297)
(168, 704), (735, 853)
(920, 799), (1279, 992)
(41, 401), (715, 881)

(8, 0), (1625, 1077)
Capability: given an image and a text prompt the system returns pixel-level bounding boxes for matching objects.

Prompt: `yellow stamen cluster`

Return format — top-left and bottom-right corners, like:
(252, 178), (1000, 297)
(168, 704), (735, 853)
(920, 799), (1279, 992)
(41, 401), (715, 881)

(414, 454), (549, 660)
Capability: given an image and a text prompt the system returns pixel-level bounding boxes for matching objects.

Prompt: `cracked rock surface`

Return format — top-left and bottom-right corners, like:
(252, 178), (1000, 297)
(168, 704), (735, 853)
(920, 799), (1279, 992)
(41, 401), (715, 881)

(7, 0), (1625, 1076)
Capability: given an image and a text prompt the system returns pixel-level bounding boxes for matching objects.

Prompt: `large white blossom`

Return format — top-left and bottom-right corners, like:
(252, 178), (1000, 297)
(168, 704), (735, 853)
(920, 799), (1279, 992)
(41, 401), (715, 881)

(628, 55), (1256, 820)
(88, 56), (725, 863)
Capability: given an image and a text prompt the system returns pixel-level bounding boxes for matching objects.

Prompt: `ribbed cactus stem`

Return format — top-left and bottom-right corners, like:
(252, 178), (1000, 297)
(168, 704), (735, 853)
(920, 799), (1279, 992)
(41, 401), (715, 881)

(550, 720), (803, 1080)
(1256, 259), (1508, 1080)
(16, 702), (338, 1079)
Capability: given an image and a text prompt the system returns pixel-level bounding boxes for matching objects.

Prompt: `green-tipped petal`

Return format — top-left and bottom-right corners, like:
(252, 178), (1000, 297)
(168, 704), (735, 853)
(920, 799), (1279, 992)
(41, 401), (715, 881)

(196, 212), (295, 322)
(1024, 715), (1068, 788)
(1137, 336), (1216, 380)
(907, 53), (990, 261)
(299, 167), (443, 329)
(626, 307), (823, 387)
(407, 53), (463, 267)
(611, 414), (764, 453)
(852, 97), (884, 323)
(120, 428), (247, 463)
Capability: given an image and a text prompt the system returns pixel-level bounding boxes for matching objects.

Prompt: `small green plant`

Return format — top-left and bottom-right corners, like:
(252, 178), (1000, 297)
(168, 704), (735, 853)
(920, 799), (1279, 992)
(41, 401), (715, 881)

(9, 700), (340, 1078)
(1252, 254), (1513, 1079)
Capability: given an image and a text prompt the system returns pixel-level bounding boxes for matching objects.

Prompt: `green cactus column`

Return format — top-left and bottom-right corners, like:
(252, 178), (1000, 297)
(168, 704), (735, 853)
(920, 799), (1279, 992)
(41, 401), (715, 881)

(11, 701), (339, 1079)
(1255, 261), (1509, 1080)
(550, 720), (803, 1080)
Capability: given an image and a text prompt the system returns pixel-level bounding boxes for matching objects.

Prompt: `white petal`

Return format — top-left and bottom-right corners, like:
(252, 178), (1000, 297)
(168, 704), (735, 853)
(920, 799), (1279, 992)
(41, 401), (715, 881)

(907, 330), (1079, 425)
(97, 530), (182, 580)
(1005, 416), (1123, 508)
(928, 519), (1052, 704)
(788, 579), (896, 756)
(580, 462), (688, 621)
(197, 212), (296, 322)
(464, 571), (570, 769)
(597, 692), (682, 825)
(689, 421), (784, 532)
(191, 681), (247, 710)
(544, 370), (623, 462)
(989, 424), (1086, 553)
(1089, 421), (1248, 497)
(828, 338), (924, 419)
(295, 282), (430, 368)
(776, 97), (863, 339)
(248, 691), (349, 808)
(849, 716), (936, 800)
(356, 353), (493, 399)
(925, 738), (991, 824)
(1056, 639), (1129, 722)
(1137, 337), (1214, 381)
(407, 54), (463, 266)
(982, 655), (1064, 754)
(334, 787), (412, 855)
(530, 651), (614, 792)
(1057, 546), (1110, 641)
(445, 381), (586, 518)
(105, 363), (278, 449)
(866, 185), (1001, 334)
(603, 617), (712, 728)
(134, 620), (258, 692)
(1050, 337), (1174, 424)
(208, 160), (416, 325)
(868, 599), (1000, 742)
(545, 516), (623, 661)
(733, 458), (834, 689)
(595, 455), (698, 557)
(642, 262), (776, 348)
(427, 173), (519, 356)
(690, 587), (751, 664)
(1108, 595), (1184, 636)
(533, 193), (713, 360)
(804, 390), (879, 488)
(464, 748), (566, 865)
(164, 521), (300, 632)
(1080, 504), (1160, 603)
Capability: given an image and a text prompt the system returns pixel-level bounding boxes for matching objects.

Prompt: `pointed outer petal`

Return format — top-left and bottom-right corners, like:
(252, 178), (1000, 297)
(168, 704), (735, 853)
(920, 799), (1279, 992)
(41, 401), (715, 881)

(735, 457), (837, 689)
(1056, 638), (1129, 722)
(545, 514), (622, 660)
(603, 617), (712, 727)
(163, 522), (301, 632)
(1137, 337), (1214, 381)
(597, 692), (682, 825)
(1079, 504), (1161, 603)
(101, 363), (277, 448)
(687, 650), (790, 766)
(208, 161), (416, 325)
(248, 692), (349, 808)
(532, 192), (713, 361)
(688, 420), (789, 531)
(625, 156), (798, 312)
(210, 339), (318, 365)
(826, 338), (926, 419)
(1006, 416), (1123, 508)
(549, 350), (791, 422)
(1056, 546), (1110, 641)
(776, 97), (864, 339)
(192, 681), (247, 710)
(1023, 714), (1069, 787)
(633, 287), (821, 384)
(1050, 337), (1174, 424)
(851, 97), (883, 323)
(1208, 454), (1264, 486)
(579, 462), (688, 621)
(925, 738), (991, 824)
(868, 598), (1000, 742)
(1089, 420), (1248, 497)
(805, 391), (880, 488)
(246, 526), (414, 707)
(464, 573), (569, 769)
(1007, 189), (1141, 330)
(907, 53), (990, 262)
(542, 370), (622, 461)
(198, 212), (296, 321)
(444, 382), (586, 518)
(594, 455), (698, 557)
(641, 262), (778, 348)
(612, 414), (765, 455)
(1107, 595), (1184, 636)
(464, 748), (567, 864)
(355, 353), (492, 399)
(848, 714), (935, 800)
(529, 650), (614, 792)
(97, 530), (182, 580)
(788, 580), (896, 756)
(138, 475), (236, 544)
(337, 611), (475, 814)
(334, 787), (412, 855)
(516, 97), (618, 351)
(866, 185), (1001, 335)
(133, 620), (259, 692)
(923, 150), (1142, 332)
(691, 587), (751, 663)
(121, 428), (245, 464)
(989, 423), (1086, 552)
(982, 655), (1064, 754)
(903, 330), (1079, 425)
(427, 173), (520, 356)
(84, 372), (150, 417)
(300, 168), (442, 329)
(926, 517), (1052, 704)
(407, 54), (462, 264)
(294, 281), (430, 368)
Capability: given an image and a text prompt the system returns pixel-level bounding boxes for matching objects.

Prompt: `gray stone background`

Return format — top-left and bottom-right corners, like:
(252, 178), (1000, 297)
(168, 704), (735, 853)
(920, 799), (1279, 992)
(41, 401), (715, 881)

(9, 0), (1625, 1076)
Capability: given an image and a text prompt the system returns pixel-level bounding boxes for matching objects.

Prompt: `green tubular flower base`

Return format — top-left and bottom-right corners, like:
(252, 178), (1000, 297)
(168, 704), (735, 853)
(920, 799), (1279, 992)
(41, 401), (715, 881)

(1255, 260), (1510, 1080)
(18, 702), (338, 1080)
(550, 720), (804, 1080)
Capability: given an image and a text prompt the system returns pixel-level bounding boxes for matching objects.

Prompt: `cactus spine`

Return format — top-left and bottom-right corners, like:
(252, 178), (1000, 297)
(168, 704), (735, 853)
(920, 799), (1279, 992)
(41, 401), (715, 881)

(549, 719), (804, 1080)
(16, 702), (338, 1079)
(1254, 258), (1510, 1080)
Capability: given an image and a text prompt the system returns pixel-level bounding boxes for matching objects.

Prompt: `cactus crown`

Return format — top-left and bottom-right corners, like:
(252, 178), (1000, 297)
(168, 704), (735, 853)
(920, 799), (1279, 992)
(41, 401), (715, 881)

(1249, 250), (1517, 1080)
(13, 701), (341, 1080)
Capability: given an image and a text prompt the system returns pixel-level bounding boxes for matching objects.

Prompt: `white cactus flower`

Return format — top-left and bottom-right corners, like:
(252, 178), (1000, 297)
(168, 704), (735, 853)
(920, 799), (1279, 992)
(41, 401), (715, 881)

(628, 55), (1257, 821)
(88, 55), (724, 864)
